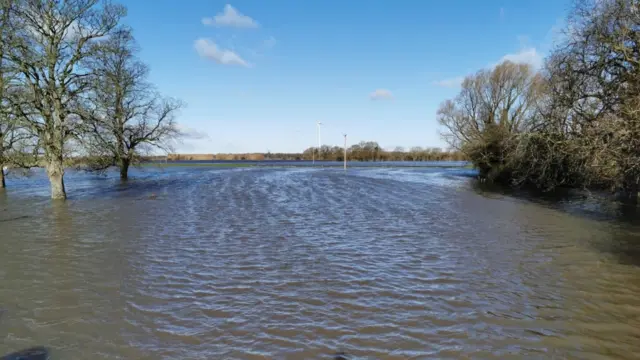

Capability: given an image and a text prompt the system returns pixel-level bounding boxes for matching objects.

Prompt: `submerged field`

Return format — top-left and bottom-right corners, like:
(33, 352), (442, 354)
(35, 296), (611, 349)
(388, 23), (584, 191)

(140, 160), (471, 168)
(1, 165), (640, 359)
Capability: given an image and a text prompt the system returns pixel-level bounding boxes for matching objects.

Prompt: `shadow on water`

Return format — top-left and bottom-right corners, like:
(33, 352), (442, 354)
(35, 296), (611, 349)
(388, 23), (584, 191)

(593, 227), (640, 267)
(66, 166), (228, 201)
(0, 187), (6, 205)
(0, 347), (49, 360)
(0, 190), (30, 223)
(0, 308), (49, 360)
(49, 200), (72, 230)
(81, 178), (173, 199)
(1, 166), (189, 201)
(469, 178), (640, 266)
(470, 178), (636, 222)
(0, 215), (30, 223)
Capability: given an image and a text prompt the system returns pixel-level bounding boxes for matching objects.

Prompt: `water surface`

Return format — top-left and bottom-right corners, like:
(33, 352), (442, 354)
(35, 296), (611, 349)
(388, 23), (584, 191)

(1, 166), (640, 359)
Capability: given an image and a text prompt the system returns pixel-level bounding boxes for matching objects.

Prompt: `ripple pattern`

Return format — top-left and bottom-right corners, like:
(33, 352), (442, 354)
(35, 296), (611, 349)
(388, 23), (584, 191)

(1, 167), (640, 359)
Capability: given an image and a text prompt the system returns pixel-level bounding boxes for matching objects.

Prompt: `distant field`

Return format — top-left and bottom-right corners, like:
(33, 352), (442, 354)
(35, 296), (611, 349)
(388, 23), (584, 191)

(140, 160), (471, 168)
(139, 162), (255, 168)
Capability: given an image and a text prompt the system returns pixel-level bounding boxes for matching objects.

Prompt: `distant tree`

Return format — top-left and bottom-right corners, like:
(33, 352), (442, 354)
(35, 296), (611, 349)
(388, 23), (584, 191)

(437, 60), (544, 180)
(408, 146), (423, 161)
(301, 142), (464, 163)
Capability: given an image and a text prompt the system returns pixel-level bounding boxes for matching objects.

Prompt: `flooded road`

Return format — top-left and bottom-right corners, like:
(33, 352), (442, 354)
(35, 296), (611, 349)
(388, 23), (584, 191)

(1, 166), (640, 359)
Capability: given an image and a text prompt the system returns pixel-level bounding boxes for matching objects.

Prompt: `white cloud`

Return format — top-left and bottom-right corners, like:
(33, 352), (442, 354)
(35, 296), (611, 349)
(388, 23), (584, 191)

(517, 35), (530, 48)
(497, 47), (543, 69)
(176, 124), (210, 140)
(369, 89), (393, 101)
(545, 17), (581, 48)
(432, 45), (543, 89)
(194, 38), (250, 67)
(27, 18), (109, 43)
(263, 36), (277, 49)
(202, 4), (258, 28)
(433, 76), (464, 88)
(245, 36), (277, 58)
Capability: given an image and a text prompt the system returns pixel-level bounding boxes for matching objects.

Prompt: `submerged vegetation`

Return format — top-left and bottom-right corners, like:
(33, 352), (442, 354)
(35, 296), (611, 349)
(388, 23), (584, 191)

(439, 0), (640, 203)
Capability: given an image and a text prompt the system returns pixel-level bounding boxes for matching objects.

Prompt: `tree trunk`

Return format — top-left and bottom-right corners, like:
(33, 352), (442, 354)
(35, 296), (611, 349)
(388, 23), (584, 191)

(46, 156), (66, 200)
(0, 165), (5, 189)
(119, 158), (130, 180)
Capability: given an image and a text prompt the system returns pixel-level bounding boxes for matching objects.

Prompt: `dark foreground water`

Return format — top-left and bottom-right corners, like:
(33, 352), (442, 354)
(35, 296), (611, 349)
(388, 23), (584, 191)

(1, 166), (640, 359)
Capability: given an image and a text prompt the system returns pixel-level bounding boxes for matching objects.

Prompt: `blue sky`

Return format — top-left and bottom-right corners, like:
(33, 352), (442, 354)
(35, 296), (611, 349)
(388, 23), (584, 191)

(120, 0), (571, 154)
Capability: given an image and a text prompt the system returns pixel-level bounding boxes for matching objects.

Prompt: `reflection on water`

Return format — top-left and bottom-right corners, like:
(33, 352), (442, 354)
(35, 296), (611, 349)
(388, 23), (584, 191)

(1, 166), (640, 359)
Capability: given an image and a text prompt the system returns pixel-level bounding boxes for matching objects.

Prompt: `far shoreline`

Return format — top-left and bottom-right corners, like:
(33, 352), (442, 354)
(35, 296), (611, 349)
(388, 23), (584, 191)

(139, 160), (472, 169)
(3, 160), (473, 172)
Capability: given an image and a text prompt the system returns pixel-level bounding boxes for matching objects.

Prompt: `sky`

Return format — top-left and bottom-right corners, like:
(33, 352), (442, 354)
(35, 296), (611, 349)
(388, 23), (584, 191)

(120, 0), (572, 154)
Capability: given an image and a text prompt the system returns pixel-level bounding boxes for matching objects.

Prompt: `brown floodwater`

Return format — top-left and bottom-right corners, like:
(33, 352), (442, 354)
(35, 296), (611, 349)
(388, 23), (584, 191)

(1, 166), (640, 359)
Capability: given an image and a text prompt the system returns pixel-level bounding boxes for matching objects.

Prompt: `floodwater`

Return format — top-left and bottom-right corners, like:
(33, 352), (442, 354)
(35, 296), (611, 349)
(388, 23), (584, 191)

(1, 166), (640, 359)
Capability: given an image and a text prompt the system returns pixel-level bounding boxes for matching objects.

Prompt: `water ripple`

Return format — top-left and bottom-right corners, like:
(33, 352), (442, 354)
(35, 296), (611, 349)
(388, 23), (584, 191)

(1, 167), (640, 359)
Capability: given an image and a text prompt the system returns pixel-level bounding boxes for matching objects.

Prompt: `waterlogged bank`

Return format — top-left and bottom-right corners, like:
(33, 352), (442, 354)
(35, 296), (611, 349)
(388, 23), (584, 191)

(1, 166), (640, 359)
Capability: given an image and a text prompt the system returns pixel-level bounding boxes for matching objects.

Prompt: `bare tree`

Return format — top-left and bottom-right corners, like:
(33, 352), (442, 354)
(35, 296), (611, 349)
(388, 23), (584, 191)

(437, 61), (545, 180)
(545, 0), (640, 201)
(0, 0), (38, 188)
(438, 61), (543, 149)
(0, 0), (15, 188)
(0, 125), (39, 188)
(80, 29), (183, 180)
(408, 146), (423, 161)
(4, 0), (126, 199)
(435, 0), (640, 198)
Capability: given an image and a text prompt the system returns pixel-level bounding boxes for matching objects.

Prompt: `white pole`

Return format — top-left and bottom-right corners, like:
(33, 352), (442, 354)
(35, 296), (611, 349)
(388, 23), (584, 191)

(316, 121), (322, 165)
(343, 134), (347, 171)
(312, 122), (316, 165)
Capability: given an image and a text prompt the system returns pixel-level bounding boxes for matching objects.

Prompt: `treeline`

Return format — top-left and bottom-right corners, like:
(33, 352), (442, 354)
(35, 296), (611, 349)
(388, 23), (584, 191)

(0, 0), (183, 198)
(162, 153), (301, 161)
(144, 147), (466, 162)
(439, 0), (640, 203)
(302, 142), (466, 161)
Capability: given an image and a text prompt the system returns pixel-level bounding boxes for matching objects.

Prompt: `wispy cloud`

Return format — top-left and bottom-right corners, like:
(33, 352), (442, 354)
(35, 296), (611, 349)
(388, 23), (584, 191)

(202, 4), (258, 29)
(194, 38), (250, 67)
(176, 124), (210, 140)
(28, 18), (109, 43)
(499, 7), (505, 20)
(433, 76), (464, 88)
(544, 17), (579, 48)
(432, 43), (543, 89)
(370, 89), (393, 101)
(496, 47), (543, 68)
(263, 36), (277, 49)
